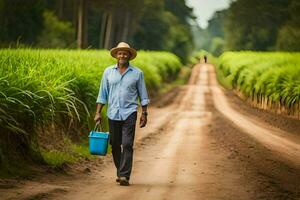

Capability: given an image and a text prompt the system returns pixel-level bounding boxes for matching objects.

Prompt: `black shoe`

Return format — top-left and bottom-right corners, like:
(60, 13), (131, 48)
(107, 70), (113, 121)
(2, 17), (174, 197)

(119, 177), (129, 186)
(116, 177), (120, 183)
(116, 176), (129, 182)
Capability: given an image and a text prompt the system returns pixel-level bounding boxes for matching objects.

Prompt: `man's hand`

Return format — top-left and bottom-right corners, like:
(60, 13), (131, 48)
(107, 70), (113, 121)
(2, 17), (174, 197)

(139, 114), (147, 128)
(94, 112), (102, 123)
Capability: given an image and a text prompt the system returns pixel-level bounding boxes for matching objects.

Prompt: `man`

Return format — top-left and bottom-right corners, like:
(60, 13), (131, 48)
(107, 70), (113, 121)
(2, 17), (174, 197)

(94, 42), (150, 186)
(204, 55), (208, 63)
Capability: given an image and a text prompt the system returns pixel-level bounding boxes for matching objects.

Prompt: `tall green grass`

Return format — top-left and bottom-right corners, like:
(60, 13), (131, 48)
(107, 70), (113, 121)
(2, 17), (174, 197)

(217, 52), (300, 117)
(0, 49), (182, 168)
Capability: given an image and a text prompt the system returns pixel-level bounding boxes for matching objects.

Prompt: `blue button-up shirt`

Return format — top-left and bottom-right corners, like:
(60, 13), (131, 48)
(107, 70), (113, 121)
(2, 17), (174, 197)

(96, 64), (150, 121)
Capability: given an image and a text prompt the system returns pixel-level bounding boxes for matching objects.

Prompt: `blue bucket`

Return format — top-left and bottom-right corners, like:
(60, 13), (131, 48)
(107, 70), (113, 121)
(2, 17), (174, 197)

(89, 124), (109, 156)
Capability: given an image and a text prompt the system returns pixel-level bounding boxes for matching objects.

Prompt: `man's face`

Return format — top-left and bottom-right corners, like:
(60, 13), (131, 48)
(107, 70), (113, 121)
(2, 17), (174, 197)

(117, 50), (131, 65)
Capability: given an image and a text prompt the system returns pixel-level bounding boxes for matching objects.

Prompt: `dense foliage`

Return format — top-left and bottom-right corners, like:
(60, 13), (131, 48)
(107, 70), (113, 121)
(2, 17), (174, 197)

(0, 49), (181, 136)
(217, 52), (300, 116)
(0, 49), (182, 172)
(0, 0), (195, 62)
(195, 0), (300, 55)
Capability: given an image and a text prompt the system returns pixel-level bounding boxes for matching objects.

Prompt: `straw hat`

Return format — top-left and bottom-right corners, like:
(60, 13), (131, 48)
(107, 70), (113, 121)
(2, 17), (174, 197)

(110, 42), (137, 60)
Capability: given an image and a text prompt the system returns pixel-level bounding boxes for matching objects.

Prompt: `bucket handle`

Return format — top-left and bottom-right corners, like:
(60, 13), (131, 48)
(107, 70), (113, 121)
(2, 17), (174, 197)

(94, 122), (103, 132)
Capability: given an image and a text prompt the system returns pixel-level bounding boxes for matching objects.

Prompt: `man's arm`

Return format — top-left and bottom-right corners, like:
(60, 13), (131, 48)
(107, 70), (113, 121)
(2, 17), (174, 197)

(94, 103), (105, 123)
(137, 71), (150, 128)
(137, 72), (150, 107)
(96, 103), (105, 114)
(141, 105), (148, 113)
(140, 105), (148, 128)
(94, 69), (109, 123)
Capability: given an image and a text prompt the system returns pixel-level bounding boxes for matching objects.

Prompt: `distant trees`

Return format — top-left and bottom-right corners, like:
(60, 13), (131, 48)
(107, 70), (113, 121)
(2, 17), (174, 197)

(276, 0), (300, 51)
(100, 0), (144, 49)
(0, 0), (44, 46)
(132, 0), (195, 62)
(37, 11), (75, 48)
(0, 0), (195, 62)
(193, 10), (226, 56)
(2, 0), (298, 58)
(77, 0), (88, 48)
(205, 10), (226, 56)
(224, 0), (290, 51)
(164, 0), (195, 62)
(195, 0), (299, 55)
(223, 0), (300, 51)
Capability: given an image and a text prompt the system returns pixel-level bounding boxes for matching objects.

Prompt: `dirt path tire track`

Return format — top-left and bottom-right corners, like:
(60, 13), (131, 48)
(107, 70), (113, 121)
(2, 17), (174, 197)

(206, 63), (300, 199)
(54, 63), (257, 200)
(207, 64), (300, 165)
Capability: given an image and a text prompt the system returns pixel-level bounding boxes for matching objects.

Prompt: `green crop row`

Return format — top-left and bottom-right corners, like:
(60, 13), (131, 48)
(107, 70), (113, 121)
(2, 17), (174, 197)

(217, 52), (300, 117)
(0, 49), (182, 138)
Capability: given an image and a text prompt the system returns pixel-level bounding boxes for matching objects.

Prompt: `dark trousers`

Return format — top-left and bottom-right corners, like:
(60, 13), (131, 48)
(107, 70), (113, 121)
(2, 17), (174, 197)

(108, 112), (137, 178)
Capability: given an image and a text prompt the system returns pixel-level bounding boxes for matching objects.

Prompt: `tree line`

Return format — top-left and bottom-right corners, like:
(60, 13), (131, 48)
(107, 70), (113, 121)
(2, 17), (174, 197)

(2, 0), (296, 59)
(0, 0), (195, 62)
(196, 0), (300, 55)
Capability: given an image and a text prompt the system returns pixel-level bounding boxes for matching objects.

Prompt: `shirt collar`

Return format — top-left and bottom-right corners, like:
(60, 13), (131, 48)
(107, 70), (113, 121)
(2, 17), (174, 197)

(113, 64), (133, 71)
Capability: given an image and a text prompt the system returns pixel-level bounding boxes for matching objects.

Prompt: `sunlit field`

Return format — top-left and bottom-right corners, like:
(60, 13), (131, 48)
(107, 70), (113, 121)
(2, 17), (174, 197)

(217, 52), (300, 117)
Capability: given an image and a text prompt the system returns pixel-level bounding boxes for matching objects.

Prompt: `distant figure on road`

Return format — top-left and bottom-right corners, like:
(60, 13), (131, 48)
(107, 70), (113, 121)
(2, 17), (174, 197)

(94, 42), (150, 186)
(204, 55), (208, 63)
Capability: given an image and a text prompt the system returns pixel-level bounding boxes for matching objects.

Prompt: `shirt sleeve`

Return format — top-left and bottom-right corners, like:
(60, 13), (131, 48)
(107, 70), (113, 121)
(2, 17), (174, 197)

(96, 69), (109, 104)
(137, 71), (150, 106)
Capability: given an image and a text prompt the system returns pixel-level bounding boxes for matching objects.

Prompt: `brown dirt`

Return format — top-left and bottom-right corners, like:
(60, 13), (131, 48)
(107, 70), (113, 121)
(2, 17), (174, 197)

(1, 63), (300, 200)
(225, 90), (300, 136)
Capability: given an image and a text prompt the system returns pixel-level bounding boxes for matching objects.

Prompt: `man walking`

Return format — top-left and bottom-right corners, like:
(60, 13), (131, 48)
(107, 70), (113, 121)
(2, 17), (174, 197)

(94, 42), (150, 186)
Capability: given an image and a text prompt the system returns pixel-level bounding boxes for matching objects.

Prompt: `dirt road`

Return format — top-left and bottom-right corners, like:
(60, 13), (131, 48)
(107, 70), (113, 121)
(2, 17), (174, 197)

(1, 64), (300, 200)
